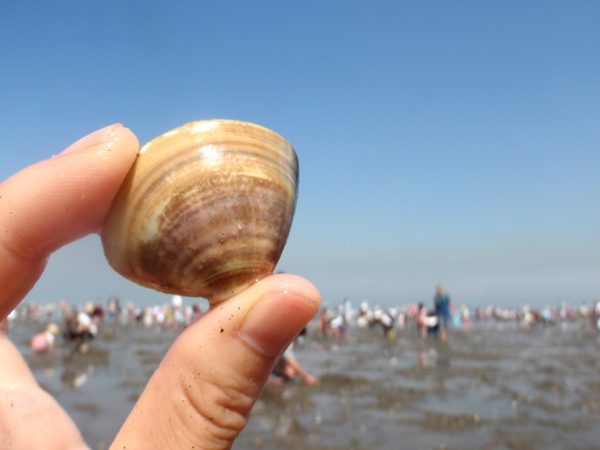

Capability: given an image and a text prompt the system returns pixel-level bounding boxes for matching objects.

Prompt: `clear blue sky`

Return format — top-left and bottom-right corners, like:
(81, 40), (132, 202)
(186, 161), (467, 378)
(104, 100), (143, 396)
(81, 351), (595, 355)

(1, 1), (599, 308)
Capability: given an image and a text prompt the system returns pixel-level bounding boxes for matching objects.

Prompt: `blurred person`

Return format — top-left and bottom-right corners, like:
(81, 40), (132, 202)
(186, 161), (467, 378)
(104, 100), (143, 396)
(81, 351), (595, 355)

(461, 304), (471, 330)
(190, 303), (204, 324)
(433, 284), (451, 342)
(451, 303), (462, 329)
(319, 307), (331, 336)
(65, 310), (98, 342)
(329, 311), (347, 339)
(30, 323), (60, 354)
(372, 307), (396, 340)
(356, 301), (371, 328)
(426, 311), (440, 338)
(269, 330), (319, 386)
(417, 302), (429, 338)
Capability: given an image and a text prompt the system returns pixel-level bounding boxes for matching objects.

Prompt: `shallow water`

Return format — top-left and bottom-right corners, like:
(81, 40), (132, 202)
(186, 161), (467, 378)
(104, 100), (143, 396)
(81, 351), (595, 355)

(9, 321), (600, 449)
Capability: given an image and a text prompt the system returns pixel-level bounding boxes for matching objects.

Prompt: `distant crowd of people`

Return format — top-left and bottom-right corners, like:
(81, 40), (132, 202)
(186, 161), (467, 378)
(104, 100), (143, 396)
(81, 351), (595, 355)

(319, 284), (465, 342)
(4, 295), (206, 354)
(4, 285), (600, 388)
(317, 285), (600, 343)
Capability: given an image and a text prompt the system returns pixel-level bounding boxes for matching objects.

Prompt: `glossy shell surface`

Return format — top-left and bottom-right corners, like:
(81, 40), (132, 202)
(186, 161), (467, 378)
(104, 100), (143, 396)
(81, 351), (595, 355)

(101, 120), (298, 304)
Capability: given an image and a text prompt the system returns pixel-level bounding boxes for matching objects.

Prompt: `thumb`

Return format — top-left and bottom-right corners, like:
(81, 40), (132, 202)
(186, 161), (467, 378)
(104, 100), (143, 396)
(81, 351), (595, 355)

(111, 274), (320, 450)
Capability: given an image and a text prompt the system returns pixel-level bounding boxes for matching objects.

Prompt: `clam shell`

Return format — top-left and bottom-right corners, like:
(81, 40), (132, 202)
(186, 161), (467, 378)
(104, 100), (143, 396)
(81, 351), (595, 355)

(101, 120), (298, 304)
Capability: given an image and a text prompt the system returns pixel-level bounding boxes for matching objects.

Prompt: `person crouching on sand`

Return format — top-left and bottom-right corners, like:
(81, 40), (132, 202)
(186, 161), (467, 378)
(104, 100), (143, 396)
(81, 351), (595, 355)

(269, 329), (319, 386)
(30, 323), (60, 354)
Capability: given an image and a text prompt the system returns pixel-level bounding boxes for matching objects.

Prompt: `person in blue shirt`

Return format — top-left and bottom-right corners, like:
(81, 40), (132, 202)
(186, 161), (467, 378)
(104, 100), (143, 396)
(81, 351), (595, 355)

(433, 284), (451, 342)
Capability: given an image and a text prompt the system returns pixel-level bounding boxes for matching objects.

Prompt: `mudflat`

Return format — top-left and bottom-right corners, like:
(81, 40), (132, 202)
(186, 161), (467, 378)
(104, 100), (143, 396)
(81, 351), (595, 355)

(10, 321), (600, 450)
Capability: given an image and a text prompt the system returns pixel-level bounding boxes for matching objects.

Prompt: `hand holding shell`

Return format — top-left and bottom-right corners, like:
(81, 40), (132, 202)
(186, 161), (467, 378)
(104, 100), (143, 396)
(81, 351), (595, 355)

(101, 120), (298, 305)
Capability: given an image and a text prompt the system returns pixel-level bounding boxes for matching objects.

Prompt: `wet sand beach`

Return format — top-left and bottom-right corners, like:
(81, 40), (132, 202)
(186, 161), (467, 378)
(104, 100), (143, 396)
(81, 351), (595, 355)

(9, 321), (600, 450)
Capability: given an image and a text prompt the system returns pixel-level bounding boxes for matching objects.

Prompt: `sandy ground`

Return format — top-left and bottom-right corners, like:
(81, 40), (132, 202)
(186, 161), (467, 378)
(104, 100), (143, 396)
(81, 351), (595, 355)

(9, 320), (600, 450)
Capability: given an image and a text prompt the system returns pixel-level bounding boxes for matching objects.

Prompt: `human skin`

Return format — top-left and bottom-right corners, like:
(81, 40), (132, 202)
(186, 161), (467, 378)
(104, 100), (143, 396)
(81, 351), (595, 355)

(0, 124), (320, 450)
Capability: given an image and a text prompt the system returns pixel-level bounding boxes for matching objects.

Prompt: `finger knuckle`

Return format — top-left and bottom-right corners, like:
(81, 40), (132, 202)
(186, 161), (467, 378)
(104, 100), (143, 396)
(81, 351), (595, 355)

(174, 366), (258, 448)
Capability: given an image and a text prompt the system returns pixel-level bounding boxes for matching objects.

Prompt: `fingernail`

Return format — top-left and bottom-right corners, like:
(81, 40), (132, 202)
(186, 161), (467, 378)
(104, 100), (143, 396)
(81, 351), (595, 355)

(61, 123), (123, 154)
(238, 289), (317, 357)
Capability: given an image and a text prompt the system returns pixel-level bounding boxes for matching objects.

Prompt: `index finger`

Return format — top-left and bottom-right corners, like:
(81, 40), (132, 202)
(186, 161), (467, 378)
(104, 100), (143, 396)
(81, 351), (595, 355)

(0, 124), (139, 318)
